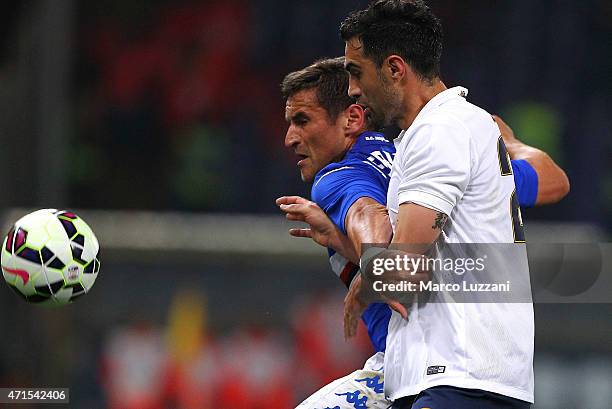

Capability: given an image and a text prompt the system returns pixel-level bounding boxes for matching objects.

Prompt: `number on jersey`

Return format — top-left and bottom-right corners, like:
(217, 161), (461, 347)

(497, 136), (525, 243)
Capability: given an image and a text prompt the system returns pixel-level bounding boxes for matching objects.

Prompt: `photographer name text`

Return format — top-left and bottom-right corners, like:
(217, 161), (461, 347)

(373, 280), (512, 293)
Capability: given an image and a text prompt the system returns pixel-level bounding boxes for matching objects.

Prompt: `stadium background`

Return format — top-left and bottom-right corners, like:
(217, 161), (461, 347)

(0, 0), (610, 408)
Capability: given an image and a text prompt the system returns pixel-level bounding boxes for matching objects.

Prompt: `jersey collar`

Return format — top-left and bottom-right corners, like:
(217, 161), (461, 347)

(345, 131), (388, 158)
(357, 130), (386, 141)
(395, 86), (468, 142)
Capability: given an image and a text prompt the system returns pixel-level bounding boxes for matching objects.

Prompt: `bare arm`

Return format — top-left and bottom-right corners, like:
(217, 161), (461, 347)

(343, 201), (443, 338)
(381, 202), (443, 288)
(344, 197), (393, 254)
(494, 115), (570, 205)
(392, 203), (445, 245)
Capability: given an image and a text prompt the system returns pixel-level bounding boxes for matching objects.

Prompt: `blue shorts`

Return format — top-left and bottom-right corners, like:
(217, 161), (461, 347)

(391, 386), (531, 409)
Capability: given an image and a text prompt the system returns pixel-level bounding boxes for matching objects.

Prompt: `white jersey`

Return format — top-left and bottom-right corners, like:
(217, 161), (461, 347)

(385, 86), (534, 403)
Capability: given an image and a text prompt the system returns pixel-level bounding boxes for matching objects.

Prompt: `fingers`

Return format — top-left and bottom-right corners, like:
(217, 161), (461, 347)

(278, 199), (322, 226)
(278, 202), (302, 215)
(278, 200), (309, 213)
(280, 204), (311, 224)
(275, 196), (309, 206)
(386, 300), (409, 320)
(278, 203), (301, 212)
(344, 303), (360, 339)
(343, 283), (364, 339)
(289, 228), (312, 238)
(277, 197), (321, 239)
(285, 212), (305, 222)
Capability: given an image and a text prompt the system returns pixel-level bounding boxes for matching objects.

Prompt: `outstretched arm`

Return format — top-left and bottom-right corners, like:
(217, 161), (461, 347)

(494, 115), (570, 205)
(277, 195), (410, 328)
(276, 195), (393, 261)
(276, 195), (359, 263)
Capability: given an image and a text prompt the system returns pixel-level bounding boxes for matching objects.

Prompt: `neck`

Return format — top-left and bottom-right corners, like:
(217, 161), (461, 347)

(398, 78), (446, 129)
(333, 133), (360, 163)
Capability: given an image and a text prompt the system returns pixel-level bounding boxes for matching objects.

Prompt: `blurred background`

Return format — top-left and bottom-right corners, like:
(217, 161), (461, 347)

(0, 0), (611, 408)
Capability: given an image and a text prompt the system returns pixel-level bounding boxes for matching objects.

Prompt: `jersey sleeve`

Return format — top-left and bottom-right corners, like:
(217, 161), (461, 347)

(511, 159), (538, 208)
(396, 116), (472, 216)
(311, 166), (387, 234)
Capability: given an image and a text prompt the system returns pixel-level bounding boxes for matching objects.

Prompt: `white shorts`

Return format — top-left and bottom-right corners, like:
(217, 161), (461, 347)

(296, 352), (392, 409)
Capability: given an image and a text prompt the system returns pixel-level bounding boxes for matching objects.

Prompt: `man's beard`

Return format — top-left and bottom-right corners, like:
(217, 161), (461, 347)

(365, 109), (401, 141)
(365, 109), (385, 131)
(377, 72), (403, 128)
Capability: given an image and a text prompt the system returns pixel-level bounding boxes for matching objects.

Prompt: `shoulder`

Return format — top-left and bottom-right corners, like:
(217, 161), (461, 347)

(312, 162), (374, 198)
(399, 102), (497, 161)
(419, 98), (496, 135)
(312, 164), (354, 198)
(313, 135), (393, 189)
(311, 160), (388, 210)
(397, 113), (472, 159)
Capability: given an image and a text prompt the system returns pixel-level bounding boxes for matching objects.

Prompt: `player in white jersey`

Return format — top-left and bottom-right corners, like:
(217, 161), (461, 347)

(340, 1), (533, 407)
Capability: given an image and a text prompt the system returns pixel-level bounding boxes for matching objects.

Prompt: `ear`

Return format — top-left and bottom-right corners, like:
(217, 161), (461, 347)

(345, 103), (365, 135)
(386, 55), (406, 81)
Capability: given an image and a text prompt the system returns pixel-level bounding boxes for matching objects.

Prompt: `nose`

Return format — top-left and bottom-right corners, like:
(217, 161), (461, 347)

(348, 77), (361, 100)
(285, 126), (300, 148)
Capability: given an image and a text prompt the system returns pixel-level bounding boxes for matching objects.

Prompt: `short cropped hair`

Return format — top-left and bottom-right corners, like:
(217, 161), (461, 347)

(281, 57), (355, 122)
(340, 0), (443, 81)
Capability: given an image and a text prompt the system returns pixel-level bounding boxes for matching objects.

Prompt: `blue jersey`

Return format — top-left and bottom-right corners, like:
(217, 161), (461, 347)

(311, 131), (538, 353)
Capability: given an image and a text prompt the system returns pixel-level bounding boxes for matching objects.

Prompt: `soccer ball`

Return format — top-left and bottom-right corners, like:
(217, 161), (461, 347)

(1, 209), (100, 305)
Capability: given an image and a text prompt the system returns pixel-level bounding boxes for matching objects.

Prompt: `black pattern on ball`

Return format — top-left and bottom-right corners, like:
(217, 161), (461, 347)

(59, 219), (77, 239)
(70, 243), (86, 265)
(83, 261), (95, 274)
(40, 246), (54, 263)
(48, 257), (65, 270)
(35, 280), (64, 295)
(73, 234), (85, 246)
(18, 247), (40, 264)
(66, 282), (85, 293)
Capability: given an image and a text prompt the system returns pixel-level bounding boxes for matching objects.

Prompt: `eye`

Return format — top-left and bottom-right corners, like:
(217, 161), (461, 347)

(293, 116), (308, 126)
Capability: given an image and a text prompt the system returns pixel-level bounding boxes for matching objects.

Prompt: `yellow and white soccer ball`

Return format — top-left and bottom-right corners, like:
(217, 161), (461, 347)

(1, 209), (100, 305)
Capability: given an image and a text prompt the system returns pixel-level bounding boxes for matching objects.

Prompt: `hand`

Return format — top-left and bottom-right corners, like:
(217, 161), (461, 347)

(276, 196), (340, 249)
(343, 274), (409, 340)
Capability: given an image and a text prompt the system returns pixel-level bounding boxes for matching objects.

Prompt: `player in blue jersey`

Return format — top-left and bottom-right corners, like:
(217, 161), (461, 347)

(278, 57), (569, 409)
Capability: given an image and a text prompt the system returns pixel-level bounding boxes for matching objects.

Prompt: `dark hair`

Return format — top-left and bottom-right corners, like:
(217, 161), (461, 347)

(340, 0), (442, 81)
(281, 57), (355, 122)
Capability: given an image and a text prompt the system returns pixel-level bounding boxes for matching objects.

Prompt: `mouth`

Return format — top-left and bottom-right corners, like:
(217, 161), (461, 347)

(295, 153), (308, 167)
